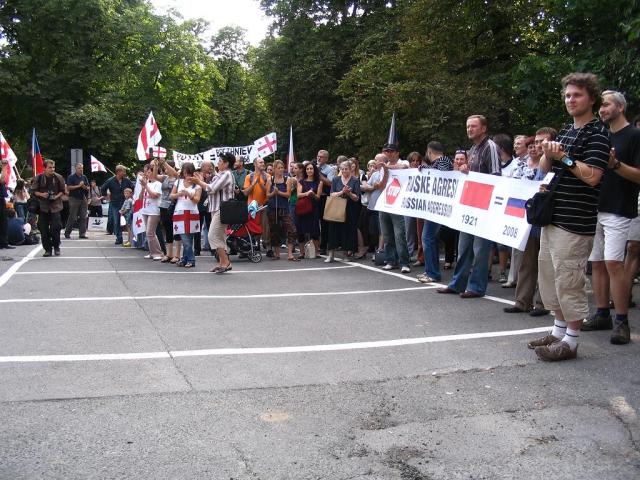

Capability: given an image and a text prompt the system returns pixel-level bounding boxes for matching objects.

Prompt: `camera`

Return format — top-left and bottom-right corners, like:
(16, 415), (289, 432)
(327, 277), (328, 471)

(47, 191), (56, 201)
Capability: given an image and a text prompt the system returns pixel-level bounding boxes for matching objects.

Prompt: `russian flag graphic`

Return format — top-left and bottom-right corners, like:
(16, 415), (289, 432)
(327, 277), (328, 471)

(504, 197), (527, 218)
(460, 180), (494, 210)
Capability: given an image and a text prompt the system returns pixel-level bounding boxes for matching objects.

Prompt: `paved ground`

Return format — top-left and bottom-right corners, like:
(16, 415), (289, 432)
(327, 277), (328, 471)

(0, 233), (638, 479)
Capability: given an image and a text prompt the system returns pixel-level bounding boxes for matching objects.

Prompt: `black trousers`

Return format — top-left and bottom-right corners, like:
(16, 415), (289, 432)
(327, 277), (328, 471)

(319, 195), (328, 250)
(38, 211), (62, 252)
(0, 199), (8, 246)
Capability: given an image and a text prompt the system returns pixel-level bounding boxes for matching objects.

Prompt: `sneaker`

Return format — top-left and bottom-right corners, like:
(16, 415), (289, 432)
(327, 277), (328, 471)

(152, 256), (163, 261)
(412, 260), (424, 267)
(417, 274), (437, 284)
(535, 341), (577, 361)
(382, 264), (396, 271)
(42, 251), (52, 257)
(400, 266), (411, 274)
(527, 334), (560, 350)
(582, 313), (613, 331)
(324, 256), (334, 263)
(144, 254), (153, 259)
(610, 321), (631, 345)
(122, 242), (131, 248)
(498, 271), (508, 283)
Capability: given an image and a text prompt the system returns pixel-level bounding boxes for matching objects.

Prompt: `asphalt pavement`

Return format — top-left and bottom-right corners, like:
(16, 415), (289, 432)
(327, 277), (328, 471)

(0, 233), (638, 479)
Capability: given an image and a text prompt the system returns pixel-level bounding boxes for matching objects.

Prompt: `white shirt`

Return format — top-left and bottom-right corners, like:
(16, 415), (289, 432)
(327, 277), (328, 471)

(140, 181), (162, 215)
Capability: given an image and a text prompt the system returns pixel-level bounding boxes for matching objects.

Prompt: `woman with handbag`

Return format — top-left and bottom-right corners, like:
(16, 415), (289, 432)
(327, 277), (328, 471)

(325, 160), (361, 263)
(192, 152), (235, 274)
(266, 160), (299, 261)
(296, 163), (322, 256)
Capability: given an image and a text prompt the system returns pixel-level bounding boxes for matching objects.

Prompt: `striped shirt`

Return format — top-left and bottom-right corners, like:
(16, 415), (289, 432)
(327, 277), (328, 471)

(426, 155), (453, 171)
(206, 170), (234, 213)
(468, 137), (501, 175)
(551, 119), (610, 235)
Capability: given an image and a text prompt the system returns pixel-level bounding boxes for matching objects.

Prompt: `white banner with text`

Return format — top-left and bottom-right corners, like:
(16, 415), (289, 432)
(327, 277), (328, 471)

(373, 168), (544, 250)
(173, 144), (259, 168)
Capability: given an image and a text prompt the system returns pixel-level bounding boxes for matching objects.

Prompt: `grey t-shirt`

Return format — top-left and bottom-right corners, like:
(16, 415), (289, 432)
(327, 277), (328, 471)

(367, 169), (384, 211)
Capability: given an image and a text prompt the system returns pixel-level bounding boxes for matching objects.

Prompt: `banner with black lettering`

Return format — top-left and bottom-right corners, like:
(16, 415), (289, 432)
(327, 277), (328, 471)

(373, 168), (545, 250)
(173, 145), (259, 168)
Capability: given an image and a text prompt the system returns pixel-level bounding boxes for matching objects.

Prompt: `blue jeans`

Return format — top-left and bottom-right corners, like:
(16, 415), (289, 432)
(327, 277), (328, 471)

(404, 216), (417, 256)
(448, 232), (491, 295)
(181, 233), (195, 264)
(379, 212), (409, 267)
(15, 203), (27, 223)
(109, 203), (122, 243)
(422, 220), (442, 281)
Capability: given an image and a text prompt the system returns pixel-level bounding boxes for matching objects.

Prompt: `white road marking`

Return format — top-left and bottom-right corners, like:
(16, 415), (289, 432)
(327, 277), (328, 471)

(15, 265), (357, 275)
(0, 326), (551, 363)
(29, 256), (138, 259)
(0, 286), (436, 304)
(0, 245), (43, 288)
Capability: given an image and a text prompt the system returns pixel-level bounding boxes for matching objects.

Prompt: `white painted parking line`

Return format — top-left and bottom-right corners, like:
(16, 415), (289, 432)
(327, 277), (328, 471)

(29, 256), (138, 259)
(0, 326), (550, 363)
(15, 265), (357, 275)
(0, 286), (435, 304)
(0, 245), (43, 288)
(60, 246), (124, 249)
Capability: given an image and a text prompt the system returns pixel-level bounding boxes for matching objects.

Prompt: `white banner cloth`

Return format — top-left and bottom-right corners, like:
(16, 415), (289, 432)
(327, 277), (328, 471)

(373, 168), (545, 250)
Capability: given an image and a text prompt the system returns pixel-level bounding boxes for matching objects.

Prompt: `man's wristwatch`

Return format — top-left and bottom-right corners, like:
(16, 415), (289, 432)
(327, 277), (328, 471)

(559, 155), (576, 169)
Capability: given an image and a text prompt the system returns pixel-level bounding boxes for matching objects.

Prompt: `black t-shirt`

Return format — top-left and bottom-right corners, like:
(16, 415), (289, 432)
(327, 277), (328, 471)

(551, 119), (610, 235)
(598, 125), (640, 218)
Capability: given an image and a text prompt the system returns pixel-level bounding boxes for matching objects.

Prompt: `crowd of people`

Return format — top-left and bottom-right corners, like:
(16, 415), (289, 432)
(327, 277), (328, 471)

(1, 72), (639, 362)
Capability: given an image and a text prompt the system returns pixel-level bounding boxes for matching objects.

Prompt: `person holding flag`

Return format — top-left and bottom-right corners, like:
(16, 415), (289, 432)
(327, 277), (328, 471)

(169, 162), (201, 268)
(0, 156), (13, 249)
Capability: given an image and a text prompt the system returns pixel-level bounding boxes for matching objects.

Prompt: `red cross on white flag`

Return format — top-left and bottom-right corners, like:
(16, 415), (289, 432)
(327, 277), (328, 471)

(90, 155), (107, 173)
(136, 111), (162, 161)
(0, 132), (19, 190)
(151, 146), (167, 158)
(253, 132), (277, 157)
(172, 209), (201, 235)
(131, 176), (146, 236)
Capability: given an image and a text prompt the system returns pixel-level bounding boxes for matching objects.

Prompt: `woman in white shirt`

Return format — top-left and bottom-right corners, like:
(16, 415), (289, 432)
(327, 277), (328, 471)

(170, 162), (202, 268)
(138, 169), (163, 260)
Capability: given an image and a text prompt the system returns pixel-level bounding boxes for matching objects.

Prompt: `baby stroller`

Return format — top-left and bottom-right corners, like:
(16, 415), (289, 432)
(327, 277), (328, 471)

(225, 204), (267, 263)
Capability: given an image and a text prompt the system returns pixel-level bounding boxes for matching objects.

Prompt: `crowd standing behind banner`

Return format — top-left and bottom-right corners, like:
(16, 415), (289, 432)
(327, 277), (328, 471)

(2, 72), (640, 360)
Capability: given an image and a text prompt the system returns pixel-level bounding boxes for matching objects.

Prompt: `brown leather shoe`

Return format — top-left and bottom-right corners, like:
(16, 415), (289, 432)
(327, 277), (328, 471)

(527, 334), (560, 349)
(534, 341), (577, 361)
(436, 287), (458, 294)
(460, 291), (482, 299)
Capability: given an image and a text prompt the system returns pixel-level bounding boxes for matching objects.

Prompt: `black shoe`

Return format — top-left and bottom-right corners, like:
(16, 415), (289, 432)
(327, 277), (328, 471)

(79, 235), (88, 239)
(0, 244), (15, 249)
(114, 240), (123, 245)
(266, 249), (274, 258)
(610, 321), (631, 345)
(64, 234), (71, 239)
(582, 312), (613, 331)
(504, 306), (529, 313)
(43, 251), (52, 257)
(54, 247), (61, 256)
(529, 308), (550, 317)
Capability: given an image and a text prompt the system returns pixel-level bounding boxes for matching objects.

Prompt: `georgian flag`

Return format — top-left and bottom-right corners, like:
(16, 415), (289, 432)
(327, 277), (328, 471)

(0, 132), (19, 190)
(131, 175), (146, 236)
(151, 146), (167, 158)
(253, 132), (277, 157)
(172, 209), (200, 235)
(136, 111), (162, 161)
(90, 155), (107, 173)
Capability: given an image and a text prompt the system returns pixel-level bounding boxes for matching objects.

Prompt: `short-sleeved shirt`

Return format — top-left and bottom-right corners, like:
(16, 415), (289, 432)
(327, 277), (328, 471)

(598, 125), (640, 218)
(140, 181), (162, 215)
(319, 163), (336, 195)
(66, 173), (89, 199)
(34, 173), (66, 213)
(367, 169), (383, 211)
(551, 118), (610, 235)
(468, 137), (501, 175)
(243, 171), (269, 206)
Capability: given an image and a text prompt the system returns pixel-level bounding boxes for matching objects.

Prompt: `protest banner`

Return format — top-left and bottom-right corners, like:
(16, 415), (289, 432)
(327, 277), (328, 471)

(374, 168), (546, 250)
(173, 144), (259, 168)
(87, 216), (107, 232)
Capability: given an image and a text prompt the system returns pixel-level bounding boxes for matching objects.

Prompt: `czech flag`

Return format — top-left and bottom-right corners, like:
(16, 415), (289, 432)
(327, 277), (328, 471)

(31, 128), (44, 175)
(504, 197), (527, 218)
(459, 180), (494, 210)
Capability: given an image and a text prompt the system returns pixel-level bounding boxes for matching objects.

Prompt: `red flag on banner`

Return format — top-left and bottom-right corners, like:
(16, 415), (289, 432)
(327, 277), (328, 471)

(460, 180), (494, 210)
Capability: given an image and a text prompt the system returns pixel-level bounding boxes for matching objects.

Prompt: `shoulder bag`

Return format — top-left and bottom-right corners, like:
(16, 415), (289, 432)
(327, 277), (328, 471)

(323, 195), (347, 223)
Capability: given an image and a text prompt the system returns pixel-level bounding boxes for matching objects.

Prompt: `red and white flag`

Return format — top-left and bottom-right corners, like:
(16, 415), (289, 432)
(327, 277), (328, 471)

(172, 209), (200, 235)
(253, 132), (277, 158)
(131, 176), (146, 236)
(90, 155), (107, 173)
(151, 146), (167, 158)
(0, 132), (19, 190)
(136, 111), (162, 161)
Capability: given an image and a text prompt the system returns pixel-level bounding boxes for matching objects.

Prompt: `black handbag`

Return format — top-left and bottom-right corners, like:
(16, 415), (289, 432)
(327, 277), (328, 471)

(220, 198), (248, 225)
(525, 169), (565, 227)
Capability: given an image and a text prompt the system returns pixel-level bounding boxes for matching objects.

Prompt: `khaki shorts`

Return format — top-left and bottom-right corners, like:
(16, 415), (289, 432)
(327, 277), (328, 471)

(628, 215), (640, 242)
(208, 210), (227, 250)
(538, 225), (593, 322)
(588, 212), (631, 262)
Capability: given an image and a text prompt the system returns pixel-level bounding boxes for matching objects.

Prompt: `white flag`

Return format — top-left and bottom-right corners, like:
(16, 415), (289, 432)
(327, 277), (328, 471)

(253, 132), (277, 158)
(136, 111), (162, 161)
(90, 155), (107, 173)
(131, 175), (146, 236)
(0, 132), (19, 190)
